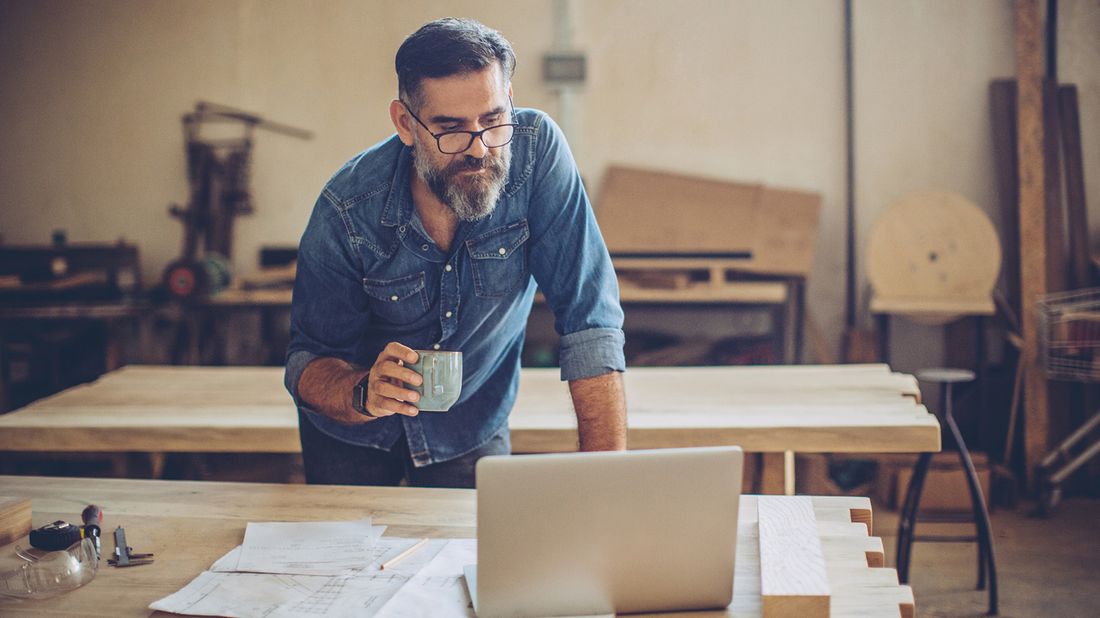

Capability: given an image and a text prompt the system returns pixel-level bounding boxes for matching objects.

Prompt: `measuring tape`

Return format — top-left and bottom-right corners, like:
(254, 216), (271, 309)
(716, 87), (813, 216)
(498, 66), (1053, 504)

(28, 505), (103, 554)
(28, 521), (84, 551)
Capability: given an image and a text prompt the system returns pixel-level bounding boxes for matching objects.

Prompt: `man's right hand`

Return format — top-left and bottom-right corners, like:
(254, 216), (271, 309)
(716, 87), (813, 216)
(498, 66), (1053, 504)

(362, 342), (423, 418)
(297, 344), (423, 425)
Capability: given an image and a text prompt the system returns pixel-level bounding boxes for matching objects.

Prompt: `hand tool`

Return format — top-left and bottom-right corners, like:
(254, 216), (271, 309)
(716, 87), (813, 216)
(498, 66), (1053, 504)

(81, 504), (102, 559)
(27, 504), (104, 557)
(107, 526), (154, 567)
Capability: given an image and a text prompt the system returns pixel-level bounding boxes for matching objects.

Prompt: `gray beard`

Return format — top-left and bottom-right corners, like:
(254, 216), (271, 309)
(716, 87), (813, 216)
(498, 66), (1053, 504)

(412, 138), (511, 222)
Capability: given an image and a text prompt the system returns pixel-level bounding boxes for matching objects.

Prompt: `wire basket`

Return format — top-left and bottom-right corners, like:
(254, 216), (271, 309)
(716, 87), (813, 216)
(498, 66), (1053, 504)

(1038, 287), (1100, 382)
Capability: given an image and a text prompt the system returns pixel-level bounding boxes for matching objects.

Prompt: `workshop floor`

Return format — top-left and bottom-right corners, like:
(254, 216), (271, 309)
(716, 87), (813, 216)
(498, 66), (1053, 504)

(874, 498), (1100, 617)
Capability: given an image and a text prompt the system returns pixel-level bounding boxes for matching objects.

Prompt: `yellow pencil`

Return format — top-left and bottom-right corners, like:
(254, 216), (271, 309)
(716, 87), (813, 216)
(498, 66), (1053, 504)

(380, 537), (429, 570)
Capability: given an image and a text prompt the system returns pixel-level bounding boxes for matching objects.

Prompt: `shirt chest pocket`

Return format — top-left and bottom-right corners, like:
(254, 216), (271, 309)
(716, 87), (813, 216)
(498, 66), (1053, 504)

(363, 271), (429, 325)
(466, 219), (530, 298)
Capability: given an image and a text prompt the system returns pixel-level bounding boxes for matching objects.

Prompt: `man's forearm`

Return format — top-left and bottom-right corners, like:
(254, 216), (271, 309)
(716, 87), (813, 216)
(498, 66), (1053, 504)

(568, 371), (627, 451)
(298, 357), (371, 424)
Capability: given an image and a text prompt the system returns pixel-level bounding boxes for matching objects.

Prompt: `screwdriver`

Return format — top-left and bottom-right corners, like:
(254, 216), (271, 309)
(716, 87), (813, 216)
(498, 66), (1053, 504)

(81, 504), (103, 559)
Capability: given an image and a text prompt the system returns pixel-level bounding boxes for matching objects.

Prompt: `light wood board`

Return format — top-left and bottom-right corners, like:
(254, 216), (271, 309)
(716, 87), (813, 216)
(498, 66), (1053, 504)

(0, 497), (31, 546)
(595, 166), (821, 276)
(758, 496), (830, 617)
(0, 477), (912, 618)
(0, 365), (939, 456)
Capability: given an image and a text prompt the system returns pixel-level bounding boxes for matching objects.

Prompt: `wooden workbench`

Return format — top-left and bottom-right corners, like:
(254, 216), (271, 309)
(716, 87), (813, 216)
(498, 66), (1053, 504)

(0, 364), (938, 493)
(0, 476), (913, 617)
(0, 364), (937, 456)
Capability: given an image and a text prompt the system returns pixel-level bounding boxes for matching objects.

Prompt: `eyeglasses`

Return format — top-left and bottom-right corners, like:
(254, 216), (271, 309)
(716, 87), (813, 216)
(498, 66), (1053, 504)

(402, 99), (518, 155)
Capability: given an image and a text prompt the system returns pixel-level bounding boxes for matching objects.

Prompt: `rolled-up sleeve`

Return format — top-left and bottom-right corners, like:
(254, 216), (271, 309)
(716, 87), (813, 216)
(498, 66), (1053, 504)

(284, 190), (371, 409)
(526, 113), (626, 382)
(559, 327), (626, 381)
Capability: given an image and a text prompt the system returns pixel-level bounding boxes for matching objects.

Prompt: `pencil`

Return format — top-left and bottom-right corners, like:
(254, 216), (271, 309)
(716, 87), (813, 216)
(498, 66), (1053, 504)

(380, 537), (429, 570)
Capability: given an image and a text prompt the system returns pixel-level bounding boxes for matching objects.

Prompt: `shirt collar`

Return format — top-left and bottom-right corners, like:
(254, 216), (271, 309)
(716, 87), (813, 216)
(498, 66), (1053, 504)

(380, 144), (415, 228)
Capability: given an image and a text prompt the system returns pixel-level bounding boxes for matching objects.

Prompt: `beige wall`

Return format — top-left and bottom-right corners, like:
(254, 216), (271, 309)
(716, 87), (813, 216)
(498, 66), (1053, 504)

(0, 0), (1095, 369)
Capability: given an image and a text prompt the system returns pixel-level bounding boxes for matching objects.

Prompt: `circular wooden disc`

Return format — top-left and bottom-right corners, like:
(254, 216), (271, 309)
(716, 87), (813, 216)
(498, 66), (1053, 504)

(867, 191), (1001, 304)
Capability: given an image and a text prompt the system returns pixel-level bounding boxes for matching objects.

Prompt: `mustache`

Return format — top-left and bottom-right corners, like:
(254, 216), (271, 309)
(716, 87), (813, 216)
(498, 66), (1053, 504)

(447, 154), (503, 175)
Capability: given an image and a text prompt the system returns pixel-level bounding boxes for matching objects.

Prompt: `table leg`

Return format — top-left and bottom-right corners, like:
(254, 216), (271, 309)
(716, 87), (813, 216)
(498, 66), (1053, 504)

(876, 313), (891, 364)
(761, 452), (786, 494)
(784, 450), (796, 495)
(0, 326), (9, 413)
(148, 452), (166, 479)
(783, 281), (797, 364)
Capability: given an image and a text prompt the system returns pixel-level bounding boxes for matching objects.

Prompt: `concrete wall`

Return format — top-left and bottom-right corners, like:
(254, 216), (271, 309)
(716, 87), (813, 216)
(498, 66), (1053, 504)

(0, 0), (1095, 370)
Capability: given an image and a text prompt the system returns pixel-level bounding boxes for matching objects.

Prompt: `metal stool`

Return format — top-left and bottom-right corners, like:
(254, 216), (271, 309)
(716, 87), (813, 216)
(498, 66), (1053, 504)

(896, 368), (998, 615)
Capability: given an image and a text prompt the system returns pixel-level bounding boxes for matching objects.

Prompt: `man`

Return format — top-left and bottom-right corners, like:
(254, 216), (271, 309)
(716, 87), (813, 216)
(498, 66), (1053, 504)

(285, 18), (626, 488)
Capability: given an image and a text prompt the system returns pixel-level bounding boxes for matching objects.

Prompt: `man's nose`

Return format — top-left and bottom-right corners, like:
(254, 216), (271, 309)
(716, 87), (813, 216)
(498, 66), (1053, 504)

(465, 133), (489, 158)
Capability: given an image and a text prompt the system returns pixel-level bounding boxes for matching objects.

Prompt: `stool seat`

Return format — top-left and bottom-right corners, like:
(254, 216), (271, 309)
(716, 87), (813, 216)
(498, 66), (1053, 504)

(917, 368), (976, 384)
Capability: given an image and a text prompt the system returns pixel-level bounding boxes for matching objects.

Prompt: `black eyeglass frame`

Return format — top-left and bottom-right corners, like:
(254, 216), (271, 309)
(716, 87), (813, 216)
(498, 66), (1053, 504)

(401, 98), (519, 155)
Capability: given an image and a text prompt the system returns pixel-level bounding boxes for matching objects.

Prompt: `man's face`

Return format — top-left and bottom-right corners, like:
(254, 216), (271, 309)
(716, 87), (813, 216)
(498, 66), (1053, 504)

(407, 64), (512, 221)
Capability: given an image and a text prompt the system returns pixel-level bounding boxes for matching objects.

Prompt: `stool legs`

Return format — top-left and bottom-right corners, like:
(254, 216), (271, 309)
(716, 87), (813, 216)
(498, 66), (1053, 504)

(896, 450), (933, 583)
(898, 374), (999, 616)
(945, 406), (999, 615)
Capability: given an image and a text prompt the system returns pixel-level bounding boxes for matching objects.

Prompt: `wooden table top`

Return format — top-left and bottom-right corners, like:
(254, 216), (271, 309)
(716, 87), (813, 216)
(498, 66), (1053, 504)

(0, 364), (940, 455)
(0, 476), (912, 617)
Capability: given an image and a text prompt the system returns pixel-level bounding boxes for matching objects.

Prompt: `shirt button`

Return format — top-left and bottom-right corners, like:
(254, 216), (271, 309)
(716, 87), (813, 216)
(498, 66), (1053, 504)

(390, 295), (399, 302)
(421, 244), (430, 251)
(445, 311), (453, 318)
(398, 226), (406, 233)
(433, 343), (441, 350)
(444, 264), (452, 272)
(498, 247), (506, 255)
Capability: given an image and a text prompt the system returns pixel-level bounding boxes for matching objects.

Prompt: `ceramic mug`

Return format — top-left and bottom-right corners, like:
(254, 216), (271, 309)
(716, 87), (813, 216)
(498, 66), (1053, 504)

(406, 350), (463, 411)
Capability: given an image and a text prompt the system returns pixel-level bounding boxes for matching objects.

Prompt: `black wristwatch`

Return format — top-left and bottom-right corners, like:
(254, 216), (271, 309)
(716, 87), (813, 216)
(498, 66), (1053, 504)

(352, 373), (376, 418)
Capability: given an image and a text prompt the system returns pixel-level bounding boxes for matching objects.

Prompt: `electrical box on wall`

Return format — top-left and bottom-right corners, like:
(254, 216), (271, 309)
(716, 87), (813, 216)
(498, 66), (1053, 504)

(542, 52), (586, 86)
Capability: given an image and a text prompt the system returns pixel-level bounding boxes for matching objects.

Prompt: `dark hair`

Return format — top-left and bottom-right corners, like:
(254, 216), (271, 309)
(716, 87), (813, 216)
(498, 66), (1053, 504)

(395, 18), (516, 110)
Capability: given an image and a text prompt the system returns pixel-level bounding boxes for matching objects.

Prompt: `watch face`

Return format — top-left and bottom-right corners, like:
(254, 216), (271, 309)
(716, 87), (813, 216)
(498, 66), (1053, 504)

(353, 376), (373, 417)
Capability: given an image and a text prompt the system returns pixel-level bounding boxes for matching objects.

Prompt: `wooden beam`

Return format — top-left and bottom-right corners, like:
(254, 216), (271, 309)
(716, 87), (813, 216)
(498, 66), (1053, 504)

(1015, 0), (1049, 487)
(1059, 85), (1090, 289)
(758, 496), (831, 617)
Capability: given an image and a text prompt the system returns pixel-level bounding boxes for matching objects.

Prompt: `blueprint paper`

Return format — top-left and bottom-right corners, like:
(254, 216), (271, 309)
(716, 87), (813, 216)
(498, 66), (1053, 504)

(372, 539), (477, 617)
(148, 570), (410, 617)
(149, 537), (476, 618)
(210, 535), (419, 574)
(235, 519), (377, 575)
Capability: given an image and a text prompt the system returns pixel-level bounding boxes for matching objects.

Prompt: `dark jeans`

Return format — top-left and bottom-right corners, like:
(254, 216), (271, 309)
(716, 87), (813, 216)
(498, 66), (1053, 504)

(298, 412), (510, 488)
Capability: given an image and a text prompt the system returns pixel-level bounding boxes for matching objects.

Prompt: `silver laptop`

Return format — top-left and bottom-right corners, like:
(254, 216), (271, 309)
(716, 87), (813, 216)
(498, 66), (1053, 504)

(465, 446), (743, 617)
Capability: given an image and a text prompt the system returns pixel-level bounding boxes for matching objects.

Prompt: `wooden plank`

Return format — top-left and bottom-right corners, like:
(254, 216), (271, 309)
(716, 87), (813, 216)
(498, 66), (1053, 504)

(991, 80), (1021, 318)
(1016, 0), (1050, 488)
(1042, 78), (1068, 294)
(617, 280), (788, 304)
(758, 496), (830, 617)
(0, 497), (32, 546)
(595, 166), (821, 276)
(0, 366), (941, 456)
(871, 296), (995, 316)
(1059, 84), (1091, 289)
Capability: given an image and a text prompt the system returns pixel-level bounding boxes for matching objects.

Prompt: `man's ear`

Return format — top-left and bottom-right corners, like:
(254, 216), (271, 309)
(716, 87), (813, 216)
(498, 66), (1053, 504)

(390, 99), (415, 146)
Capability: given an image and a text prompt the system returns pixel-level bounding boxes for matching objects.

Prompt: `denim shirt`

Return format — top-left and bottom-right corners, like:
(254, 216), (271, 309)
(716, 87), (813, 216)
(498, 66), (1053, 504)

(285, 108), (625, 467)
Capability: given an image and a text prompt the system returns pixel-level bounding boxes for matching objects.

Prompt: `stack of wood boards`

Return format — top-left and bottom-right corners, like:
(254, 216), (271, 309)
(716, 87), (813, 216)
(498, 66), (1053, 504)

(0, 364), (939, 458)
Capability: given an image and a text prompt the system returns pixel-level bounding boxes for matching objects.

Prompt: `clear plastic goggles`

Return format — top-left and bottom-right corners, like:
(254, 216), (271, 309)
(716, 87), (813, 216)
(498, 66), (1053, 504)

(0, 537), (98, 600)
